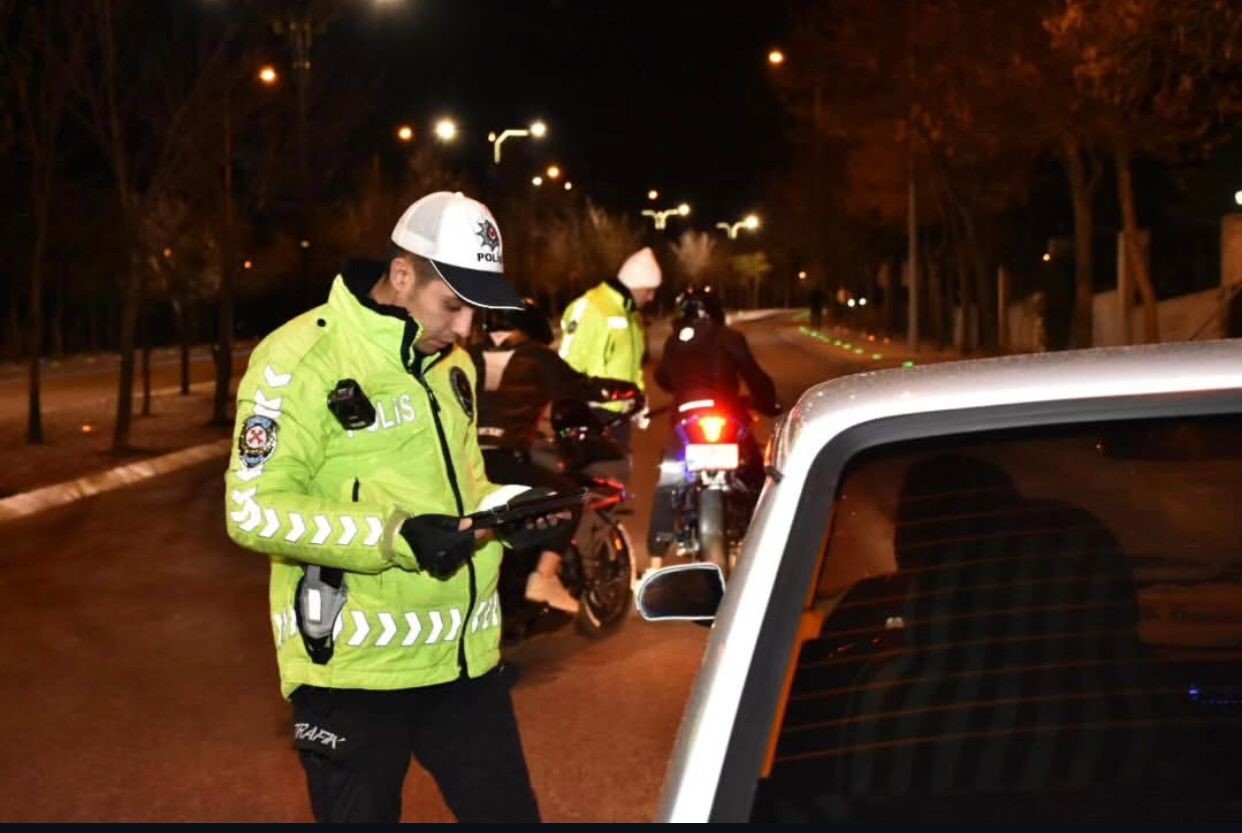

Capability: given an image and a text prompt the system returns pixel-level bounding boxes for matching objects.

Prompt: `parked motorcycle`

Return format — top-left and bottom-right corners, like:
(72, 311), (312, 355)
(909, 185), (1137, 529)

(664, 397), (764, 579)
(498, 399), (636, 641)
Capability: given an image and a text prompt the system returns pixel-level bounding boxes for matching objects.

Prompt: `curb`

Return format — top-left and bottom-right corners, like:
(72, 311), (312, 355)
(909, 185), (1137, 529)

(0, 439), (231, 525)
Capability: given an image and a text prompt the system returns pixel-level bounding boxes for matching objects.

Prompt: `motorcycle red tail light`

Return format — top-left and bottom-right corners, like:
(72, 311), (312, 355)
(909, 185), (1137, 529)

(684, 412), (740, 444)
(699, 416), (727, 443)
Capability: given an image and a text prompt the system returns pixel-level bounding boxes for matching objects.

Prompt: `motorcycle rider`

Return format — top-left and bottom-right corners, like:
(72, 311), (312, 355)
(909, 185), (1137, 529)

(647, 285), (780, 572)
(471, 298), (643, 614)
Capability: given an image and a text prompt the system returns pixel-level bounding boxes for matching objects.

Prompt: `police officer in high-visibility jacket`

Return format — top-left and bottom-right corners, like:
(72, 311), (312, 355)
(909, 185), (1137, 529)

(224, 191), (565, 823)
(558, 246), (661, 452)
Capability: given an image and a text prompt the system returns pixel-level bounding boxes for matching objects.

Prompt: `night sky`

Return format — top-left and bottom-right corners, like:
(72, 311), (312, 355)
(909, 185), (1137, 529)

(333, 0), (792, 224)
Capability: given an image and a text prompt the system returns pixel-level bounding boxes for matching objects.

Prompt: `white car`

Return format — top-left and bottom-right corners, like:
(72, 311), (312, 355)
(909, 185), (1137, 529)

(637, 340), (1242, 823)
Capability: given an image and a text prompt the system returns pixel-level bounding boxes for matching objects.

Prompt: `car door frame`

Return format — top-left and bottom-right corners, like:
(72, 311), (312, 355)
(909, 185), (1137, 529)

(665, 388), (1242, 822)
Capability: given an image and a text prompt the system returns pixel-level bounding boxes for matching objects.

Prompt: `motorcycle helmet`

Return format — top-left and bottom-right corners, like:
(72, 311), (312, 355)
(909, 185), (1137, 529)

(674, 285), (725, 327)
(482, 297), (554, 345)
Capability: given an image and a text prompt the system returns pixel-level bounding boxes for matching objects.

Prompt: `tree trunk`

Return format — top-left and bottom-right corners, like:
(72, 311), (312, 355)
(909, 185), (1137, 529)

(1060, 137), (1099, 349)
(52, 257), (66, 358)
(141, 304), (152, 417)
(173, 298), (191, 395)
(878, 261), (895, 337)
(961, 212), (995, 351)
(5, 286), (21, 363)
(1114, 142), (1159, 343)
(927, 253), (946, 349)
(111, 256), (141, 453)
(26, 221), (48, 445)
(213, 94), (236, 426)
(955, 238), (976, 353)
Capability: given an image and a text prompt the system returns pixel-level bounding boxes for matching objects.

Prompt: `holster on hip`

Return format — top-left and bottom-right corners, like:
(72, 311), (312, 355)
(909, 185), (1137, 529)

(295, 565), (348, 665)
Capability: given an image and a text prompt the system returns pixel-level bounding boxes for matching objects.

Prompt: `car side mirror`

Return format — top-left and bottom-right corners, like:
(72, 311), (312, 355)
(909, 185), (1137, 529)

(635, 563), (725, 622)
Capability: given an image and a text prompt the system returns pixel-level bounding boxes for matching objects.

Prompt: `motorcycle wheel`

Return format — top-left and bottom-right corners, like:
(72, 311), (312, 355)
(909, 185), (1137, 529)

(575, 521), (634, 637)
(699, 489), (729, 578)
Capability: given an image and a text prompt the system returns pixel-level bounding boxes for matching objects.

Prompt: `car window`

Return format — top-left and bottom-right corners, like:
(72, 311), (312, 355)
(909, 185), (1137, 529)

(752, 414), (1242, 822)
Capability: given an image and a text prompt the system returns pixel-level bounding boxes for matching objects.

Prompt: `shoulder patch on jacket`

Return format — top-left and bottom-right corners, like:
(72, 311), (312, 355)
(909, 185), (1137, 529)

(450, 366), (474, 420)
(238, 414), (279, 467)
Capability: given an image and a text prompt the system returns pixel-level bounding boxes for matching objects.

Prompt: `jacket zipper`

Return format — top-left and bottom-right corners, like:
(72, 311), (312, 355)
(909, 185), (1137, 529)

(412, 357), (476, 680)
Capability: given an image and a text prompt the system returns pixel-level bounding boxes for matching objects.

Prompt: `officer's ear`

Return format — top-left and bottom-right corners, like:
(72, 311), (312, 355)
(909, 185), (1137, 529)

(389, 255), (416, 293)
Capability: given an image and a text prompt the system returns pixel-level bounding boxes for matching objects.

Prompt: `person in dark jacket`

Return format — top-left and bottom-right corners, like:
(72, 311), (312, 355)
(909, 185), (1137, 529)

(470, 298), (641, 612)
(655, 287), (779, 416)
(647, 286), (781, 572)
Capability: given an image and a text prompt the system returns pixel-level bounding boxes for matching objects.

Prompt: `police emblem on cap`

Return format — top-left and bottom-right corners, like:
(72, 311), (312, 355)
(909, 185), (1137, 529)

(239, 414), (279, 468)
(450, 367), (474, 420)
(475, 219), (500, 251)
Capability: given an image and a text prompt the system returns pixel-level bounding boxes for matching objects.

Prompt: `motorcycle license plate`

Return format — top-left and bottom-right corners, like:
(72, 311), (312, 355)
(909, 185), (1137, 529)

(685, 443), (739, 471)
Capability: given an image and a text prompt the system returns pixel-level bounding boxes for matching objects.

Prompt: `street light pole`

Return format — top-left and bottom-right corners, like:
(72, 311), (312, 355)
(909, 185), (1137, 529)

(488, 120), (547, 164)
(715, 214), (761, 240)
(642, 203), (691, 230)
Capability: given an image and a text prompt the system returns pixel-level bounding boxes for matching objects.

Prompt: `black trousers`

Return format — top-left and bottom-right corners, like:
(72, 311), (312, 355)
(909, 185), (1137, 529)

(291, 669), (540, 823)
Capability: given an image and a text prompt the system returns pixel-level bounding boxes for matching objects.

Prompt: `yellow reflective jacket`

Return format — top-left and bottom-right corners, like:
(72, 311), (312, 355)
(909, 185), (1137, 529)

(558, 280), (646, 408)
(225, 268), (506, 698)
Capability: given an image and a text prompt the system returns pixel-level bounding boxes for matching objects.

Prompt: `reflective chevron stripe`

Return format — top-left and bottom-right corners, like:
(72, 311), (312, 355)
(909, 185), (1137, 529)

(228, 488), (383, 551)
(327, 601), (499, 649)
(272, 606), (298, 648)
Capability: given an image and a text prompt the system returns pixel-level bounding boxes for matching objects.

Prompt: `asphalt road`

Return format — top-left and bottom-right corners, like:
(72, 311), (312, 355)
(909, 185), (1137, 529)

(0, 320), (867, 822)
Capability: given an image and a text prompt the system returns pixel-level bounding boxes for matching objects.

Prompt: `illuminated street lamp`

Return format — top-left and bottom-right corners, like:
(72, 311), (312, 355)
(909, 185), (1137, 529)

(1235, 189), (1242, 206)
(715, 213), (761, 239)
(798, 270), (808, 281)
(546, 164), (562, 180)
(532, 175), (544, 187)
(642, 202), (691, 230)
(564, 181), (573, 191)
(768, 49), (785, 66)
(396, 124), (414, 143)
(647, 189), (659, 201)
(434, 118), (457, 142)
(488, 120), (547, 164)
(257, 65), (279, 86)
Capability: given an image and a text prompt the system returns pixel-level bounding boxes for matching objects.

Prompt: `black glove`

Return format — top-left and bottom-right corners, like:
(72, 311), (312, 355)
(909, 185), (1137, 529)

(495, 488), (577, 551)
(399, 514), (475, 580)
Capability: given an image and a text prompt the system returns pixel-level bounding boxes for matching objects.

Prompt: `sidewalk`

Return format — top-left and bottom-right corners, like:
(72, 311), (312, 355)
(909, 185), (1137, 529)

(0, 386), (233, 515)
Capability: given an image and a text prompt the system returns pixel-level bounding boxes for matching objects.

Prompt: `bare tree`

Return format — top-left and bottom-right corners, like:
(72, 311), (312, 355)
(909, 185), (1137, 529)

(70, 0), (244, 451)
(1, 2), (80, 444)
(731, 252), (774, 310)
(671, 230), (724, 287)
(1047, 0), (1242, 343)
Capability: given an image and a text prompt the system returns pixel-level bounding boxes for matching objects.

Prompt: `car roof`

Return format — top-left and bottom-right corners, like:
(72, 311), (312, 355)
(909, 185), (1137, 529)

(780, 339), (1242, 466)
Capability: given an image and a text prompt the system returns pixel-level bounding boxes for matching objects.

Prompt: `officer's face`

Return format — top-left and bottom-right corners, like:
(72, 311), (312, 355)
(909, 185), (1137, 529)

(632, 288), (656, 309)
(388, 258), (475, 353)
